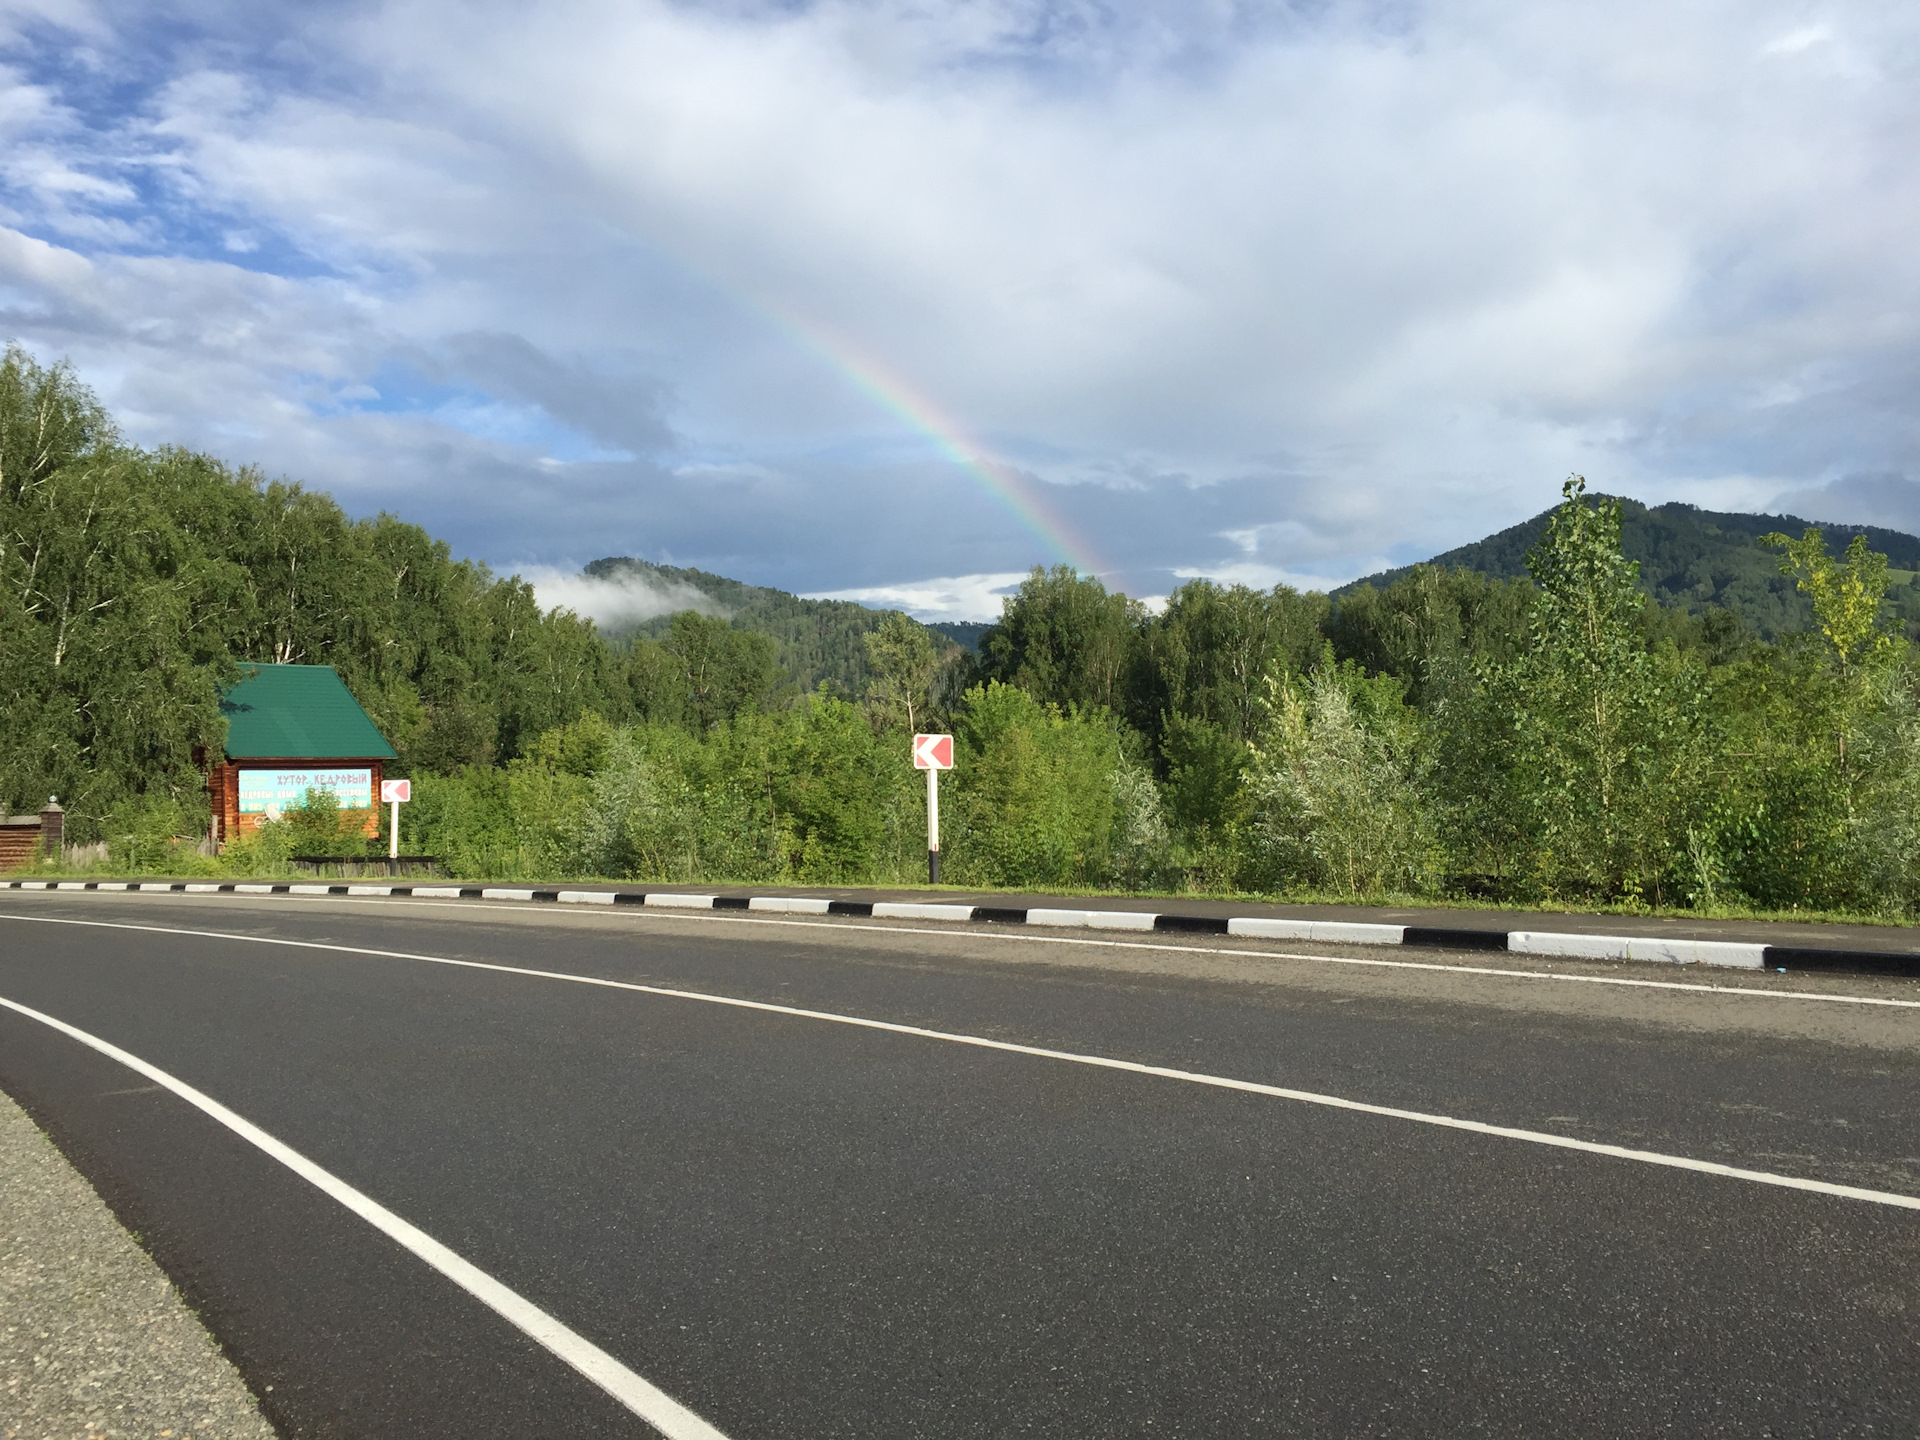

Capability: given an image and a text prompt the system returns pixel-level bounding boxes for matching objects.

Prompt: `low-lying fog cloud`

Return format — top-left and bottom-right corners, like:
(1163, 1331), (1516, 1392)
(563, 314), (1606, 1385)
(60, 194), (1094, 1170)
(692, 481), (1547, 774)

(522, 567), (724, 630)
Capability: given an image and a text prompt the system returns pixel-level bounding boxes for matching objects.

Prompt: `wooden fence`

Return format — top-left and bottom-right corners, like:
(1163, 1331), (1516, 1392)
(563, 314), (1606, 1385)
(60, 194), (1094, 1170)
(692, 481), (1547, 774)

(1, 803), (64, 870)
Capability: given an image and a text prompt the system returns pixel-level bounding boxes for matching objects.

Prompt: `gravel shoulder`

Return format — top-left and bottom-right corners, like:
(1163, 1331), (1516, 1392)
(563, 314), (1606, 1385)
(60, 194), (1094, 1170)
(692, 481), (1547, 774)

(0, 1088), (275, 1440)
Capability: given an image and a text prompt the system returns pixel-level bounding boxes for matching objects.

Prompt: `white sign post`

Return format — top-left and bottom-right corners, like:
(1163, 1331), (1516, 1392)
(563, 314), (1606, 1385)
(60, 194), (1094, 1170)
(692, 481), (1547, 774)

(912, 734), (954, 885)
(380, 778), (411, 863)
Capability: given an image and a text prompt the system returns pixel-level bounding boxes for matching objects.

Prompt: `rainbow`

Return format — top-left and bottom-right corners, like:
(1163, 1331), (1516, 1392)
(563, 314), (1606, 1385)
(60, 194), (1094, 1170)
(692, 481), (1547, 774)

(533, 226), (1117, 583)
(689, 262), (1112, 579)
(774, 315), (1111, 578)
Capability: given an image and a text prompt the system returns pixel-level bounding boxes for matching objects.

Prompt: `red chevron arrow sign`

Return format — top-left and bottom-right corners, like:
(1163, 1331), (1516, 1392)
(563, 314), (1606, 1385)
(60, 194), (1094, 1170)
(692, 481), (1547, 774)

(912, 733), (954, 770)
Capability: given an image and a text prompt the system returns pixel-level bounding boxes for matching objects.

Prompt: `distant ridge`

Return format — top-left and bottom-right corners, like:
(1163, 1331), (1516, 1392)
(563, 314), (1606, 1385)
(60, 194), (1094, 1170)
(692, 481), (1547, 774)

(927, 621), (992, 653)
(582, 556), (959, 695)
(1336, 498), (1920, 640)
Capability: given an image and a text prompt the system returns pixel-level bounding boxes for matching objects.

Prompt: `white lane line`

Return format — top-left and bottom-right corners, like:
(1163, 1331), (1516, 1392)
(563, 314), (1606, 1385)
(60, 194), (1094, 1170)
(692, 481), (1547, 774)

(563, 906), (1920, 1008)
(9, 895), (1919, 1010)
(0, 993), (731, 1440)
(3, 914), (1917, 1212)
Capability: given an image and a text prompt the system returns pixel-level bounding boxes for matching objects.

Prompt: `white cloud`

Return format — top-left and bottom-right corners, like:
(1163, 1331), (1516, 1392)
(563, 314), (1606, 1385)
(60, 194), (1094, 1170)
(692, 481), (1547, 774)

(809, 572), (1028, 624)
(1171, 561), (1390, 595)
(1762, 24), (1833, 56)
(0, 0), (1916, 596)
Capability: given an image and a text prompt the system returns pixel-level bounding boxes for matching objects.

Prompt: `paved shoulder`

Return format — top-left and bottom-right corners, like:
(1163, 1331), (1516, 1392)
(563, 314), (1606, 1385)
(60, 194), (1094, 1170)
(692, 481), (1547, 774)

(0, 1088), (276, 1440)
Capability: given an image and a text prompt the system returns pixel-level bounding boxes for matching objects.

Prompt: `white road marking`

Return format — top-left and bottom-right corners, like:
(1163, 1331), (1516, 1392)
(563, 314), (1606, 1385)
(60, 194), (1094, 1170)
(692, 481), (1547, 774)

(1509, 930), (1767, 969)
(747, 896), (832, 914)
(0, 992), (731, 1440)
(871, 902), (976, 921)
(3, 912), (1917, 1211)
(1228, 917), (1408, 945)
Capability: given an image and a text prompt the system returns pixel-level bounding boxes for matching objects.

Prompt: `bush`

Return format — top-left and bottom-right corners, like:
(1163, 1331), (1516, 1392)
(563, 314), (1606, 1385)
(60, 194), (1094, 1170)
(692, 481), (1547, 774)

(587, 719), (779, 883)
(102, 790), (209, 873)
(1109, 762), (1174, 892)
(946, 682), (1125, 888)
(1241, 661), (1438, 897)
(409, 765), (520, 877)
(216, 789), (375, 873)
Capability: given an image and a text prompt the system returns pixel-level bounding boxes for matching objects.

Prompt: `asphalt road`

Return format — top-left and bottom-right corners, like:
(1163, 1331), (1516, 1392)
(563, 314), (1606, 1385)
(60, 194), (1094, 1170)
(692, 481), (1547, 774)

(1, 891), (1916, 1438)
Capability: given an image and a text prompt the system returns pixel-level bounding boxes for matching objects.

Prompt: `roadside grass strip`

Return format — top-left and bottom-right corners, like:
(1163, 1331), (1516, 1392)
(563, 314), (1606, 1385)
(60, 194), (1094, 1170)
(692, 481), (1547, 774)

(3, 913), (1917, 1211)
(7, 878), (1916, 978)
(0, 991), (733, 1440)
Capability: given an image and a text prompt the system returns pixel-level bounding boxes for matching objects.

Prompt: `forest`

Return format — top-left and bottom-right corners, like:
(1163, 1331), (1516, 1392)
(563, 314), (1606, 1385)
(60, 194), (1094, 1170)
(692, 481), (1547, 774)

(7, 344), (1920, 915)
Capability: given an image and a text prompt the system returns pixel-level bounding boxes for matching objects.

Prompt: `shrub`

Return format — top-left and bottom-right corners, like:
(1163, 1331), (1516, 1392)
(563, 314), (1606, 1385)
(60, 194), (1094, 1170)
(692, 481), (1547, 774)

(1241, 661), (1438, 897)
(947, 682), (1124, 888)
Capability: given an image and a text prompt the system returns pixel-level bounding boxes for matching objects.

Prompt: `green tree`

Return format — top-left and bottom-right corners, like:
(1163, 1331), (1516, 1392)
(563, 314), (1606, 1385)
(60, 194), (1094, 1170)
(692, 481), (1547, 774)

(1135, 578), (1327, 744)
(774, 690), (902, 880)
(1325, 566), (1532, 701)
(863, 611), (940, 733)
(979, 566), (1144, 715)
(1761, 528), (1896, 678)
(1504, 476), (1708, 899)
(1158, 713), (1250, 838)
(0, 345), (114, 500)
(622, 637), (692, 728)
(1723, 528), (1918, 909)
(664, 611), (782, 731)
(1425, 652), (1534, 893)
(0, 360), (235, 837)
(1109, 761), (1173, 892)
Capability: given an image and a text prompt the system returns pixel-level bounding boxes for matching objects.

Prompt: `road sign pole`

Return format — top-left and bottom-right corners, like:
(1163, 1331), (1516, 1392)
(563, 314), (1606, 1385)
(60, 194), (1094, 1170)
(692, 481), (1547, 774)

(381, 778), (411, 871)
(927, 764), (940, 885)
(912, 733), (952, 887)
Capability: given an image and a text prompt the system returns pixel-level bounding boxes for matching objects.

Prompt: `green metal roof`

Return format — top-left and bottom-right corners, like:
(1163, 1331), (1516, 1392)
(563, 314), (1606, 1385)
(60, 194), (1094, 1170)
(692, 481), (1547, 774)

(220, 664), (398, 760)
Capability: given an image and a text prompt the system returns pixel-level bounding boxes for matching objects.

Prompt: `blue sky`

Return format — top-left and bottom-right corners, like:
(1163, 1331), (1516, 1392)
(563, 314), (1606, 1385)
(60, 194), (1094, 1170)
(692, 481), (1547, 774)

(2, 1), (1916, 620)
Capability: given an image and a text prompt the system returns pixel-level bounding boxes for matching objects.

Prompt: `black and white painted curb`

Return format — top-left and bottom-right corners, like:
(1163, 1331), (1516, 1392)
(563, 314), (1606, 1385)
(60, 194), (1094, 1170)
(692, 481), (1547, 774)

(6, 878), (1919, 980)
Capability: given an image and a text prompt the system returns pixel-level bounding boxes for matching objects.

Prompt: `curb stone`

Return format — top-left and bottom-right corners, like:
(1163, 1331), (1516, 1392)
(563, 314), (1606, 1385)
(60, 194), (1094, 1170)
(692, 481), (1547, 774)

(0, 1088), (277, 1440)
(9, 879), (1920, 980)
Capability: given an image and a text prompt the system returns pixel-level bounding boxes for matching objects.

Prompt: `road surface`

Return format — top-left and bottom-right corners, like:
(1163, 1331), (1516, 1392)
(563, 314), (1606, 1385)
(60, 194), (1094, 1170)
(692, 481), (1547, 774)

(1, 890), (1916, 1437)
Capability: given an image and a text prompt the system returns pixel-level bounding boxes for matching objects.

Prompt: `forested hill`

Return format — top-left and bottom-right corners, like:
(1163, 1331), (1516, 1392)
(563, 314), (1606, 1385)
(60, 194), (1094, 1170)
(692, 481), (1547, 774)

(1339, 498), (1920, 639)
(584, 556), (927, 695)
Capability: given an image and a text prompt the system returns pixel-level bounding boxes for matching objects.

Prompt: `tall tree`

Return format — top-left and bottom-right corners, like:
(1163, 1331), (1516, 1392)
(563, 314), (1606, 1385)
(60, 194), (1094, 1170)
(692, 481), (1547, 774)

(862, 611), (940, 733)
(1505, 475), (1705, 899)
(1136, 579), (1327, 743)
(0, 346), (115, 503)
(0, 357), (232, 832)
(1762, 526), (1896, 682)
(1325, 566), (1531, 701)
(978, 566), (1144, 715)
(663, 611), (782, 731)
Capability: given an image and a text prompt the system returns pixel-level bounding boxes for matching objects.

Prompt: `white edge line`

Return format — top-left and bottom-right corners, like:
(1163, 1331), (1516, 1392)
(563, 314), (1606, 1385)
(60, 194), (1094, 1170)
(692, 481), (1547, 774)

(8, 883), (1920, 995)
(3, 912), (1917, 1212)
(0, 992), (731, 1440)
(26, 889), (1914, 1011)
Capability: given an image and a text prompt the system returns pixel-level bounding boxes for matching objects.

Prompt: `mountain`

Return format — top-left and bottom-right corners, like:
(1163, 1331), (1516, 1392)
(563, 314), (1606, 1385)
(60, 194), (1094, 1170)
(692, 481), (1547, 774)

(928, 621), (992, 653)
(583, 556), (942, 695)
(1336, 499), (1920, 639)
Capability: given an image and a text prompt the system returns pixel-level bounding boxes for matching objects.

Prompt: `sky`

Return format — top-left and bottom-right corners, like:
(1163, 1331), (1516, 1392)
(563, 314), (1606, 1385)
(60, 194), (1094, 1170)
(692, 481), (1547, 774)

(1, 1), (1916, 622)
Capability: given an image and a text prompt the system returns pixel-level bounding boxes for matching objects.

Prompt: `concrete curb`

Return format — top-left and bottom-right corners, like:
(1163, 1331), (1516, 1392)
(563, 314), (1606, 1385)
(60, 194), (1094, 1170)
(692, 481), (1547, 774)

(7, 878), (1920, 979)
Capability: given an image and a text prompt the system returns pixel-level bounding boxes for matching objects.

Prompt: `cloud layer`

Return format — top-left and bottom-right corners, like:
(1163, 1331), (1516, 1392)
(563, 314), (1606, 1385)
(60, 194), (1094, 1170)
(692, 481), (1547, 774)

(2, 1), (1916, 615)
